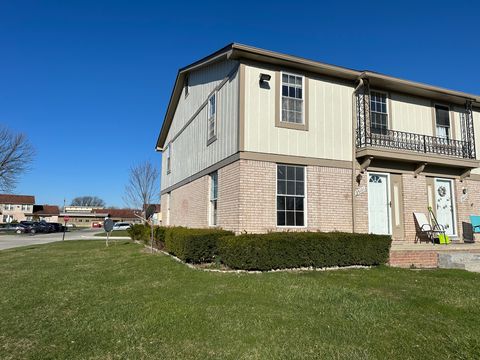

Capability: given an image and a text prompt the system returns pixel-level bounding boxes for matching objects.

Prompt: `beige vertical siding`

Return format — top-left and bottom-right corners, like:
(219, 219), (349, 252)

(161, 60), (239, 191)
(389, 93), (434, 136)
(243, 64), (353, 161)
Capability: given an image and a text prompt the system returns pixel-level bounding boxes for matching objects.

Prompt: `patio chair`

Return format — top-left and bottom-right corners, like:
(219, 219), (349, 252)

(470, 215), (480, 234)
(413, 212), (447, 244)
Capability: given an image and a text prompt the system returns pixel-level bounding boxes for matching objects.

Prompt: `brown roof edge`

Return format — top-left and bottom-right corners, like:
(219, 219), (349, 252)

(0, 194), (35, 204)
(155, 43), (480, 150)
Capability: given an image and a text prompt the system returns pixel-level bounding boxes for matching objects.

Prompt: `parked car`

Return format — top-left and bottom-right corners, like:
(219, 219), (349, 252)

(91, 222), (102, 228)
(112, 222), (131, 231)
(20, 221), (48, 234)
(47, 222), (63, 232)
(0, 223), (29, 234)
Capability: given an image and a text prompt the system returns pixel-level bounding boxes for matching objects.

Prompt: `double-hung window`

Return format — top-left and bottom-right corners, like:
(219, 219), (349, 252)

(281, 73), (303, 124)
(21, 204), (28, 211)
(370, 91), (388, 135)
(277, 165), (305, 226)
(166, 144), (172, 173)
(207, 93), (217, 142)
(209, 171), (218, 226)
(435, 105), (450, 139)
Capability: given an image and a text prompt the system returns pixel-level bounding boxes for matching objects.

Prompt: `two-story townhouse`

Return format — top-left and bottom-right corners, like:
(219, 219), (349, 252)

(156, 44), (480, 243)
(0, 194), (36, 223)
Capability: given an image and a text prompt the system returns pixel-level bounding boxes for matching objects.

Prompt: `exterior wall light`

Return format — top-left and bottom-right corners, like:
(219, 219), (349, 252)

(259, 73), (271, 85)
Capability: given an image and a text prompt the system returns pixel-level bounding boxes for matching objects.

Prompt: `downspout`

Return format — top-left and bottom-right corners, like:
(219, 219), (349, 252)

(351, 76), (364, 233)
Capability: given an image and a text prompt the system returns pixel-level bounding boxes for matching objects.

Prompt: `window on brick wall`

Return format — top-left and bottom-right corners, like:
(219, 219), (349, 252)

(209, 171), (218, 226)
(277, 164), (305, 226)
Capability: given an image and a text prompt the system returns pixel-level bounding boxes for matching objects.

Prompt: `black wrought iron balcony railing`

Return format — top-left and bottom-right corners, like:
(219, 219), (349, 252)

(356, 127), (475, 159)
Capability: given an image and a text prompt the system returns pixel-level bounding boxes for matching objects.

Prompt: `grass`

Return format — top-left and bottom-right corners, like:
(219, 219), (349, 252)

(1, 241), (479, 359)
(94, 230), (130, 237)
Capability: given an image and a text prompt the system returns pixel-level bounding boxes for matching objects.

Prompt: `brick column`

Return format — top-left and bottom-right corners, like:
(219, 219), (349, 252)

(402, 174), (428, 242)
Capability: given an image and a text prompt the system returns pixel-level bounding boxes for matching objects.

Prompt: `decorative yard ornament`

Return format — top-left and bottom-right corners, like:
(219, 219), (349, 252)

(104, 217), (114, 247)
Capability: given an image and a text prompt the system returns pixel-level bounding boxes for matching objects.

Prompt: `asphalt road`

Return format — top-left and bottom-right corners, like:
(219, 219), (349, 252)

(0, 228), (103, 251)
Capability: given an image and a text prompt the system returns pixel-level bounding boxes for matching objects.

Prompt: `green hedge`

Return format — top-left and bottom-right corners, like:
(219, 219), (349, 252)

(164, 227), (234, 263)
(128, 224), (150, 242)
(217, 232), (392, 271)
(128, 224), (167, 248)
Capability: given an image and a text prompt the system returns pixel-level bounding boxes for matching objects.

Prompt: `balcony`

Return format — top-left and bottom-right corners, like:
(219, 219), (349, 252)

(357, 128), (475, 159)
(356, 127), (479, 170)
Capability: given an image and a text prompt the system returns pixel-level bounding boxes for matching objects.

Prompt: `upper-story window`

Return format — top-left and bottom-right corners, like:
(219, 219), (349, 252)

(166, 143), (172, 174)
(281, 73), (304, 124)
(207, 92), (217, 142)
(435, 105), (450, 139)
(4, 204), (13, 211)
(370, 91), (388, 135)
(21, 204), (29, 211)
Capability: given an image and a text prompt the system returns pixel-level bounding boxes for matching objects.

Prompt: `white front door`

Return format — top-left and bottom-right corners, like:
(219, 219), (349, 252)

(434, 179), (456, 236)
(368, 173), (391, 235)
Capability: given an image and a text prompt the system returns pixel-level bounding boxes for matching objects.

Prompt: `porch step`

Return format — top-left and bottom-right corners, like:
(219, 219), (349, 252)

(438, 252), (480, 273)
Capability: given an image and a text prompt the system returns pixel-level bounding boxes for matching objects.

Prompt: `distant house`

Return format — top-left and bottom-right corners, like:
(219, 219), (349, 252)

(0, 194), (35, 223)
(32, 205), (60, 223)
(57, 207), (141, 227)
(93, 208), (141, 223)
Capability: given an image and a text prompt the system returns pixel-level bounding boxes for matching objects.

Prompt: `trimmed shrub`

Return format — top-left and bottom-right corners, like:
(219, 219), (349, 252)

(127, 224), (150, 242)
(164, 227), (234, 263)
(217, 232), (392, 271)
(128, 224), (167, 247)
(153, 226), (167, 249)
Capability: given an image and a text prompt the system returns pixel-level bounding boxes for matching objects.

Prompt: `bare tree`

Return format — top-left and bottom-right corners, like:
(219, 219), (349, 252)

(123, 161), (159, 209)
(70, 196), (106, 207)
(0, 126), (35, 192)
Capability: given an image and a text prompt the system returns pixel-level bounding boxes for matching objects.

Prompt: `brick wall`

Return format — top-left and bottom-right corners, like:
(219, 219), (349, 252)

(312, 166), (353, 232)
(236, 160), (354, 233)
(238, 160), (277, 233)
(218, 161), (241, 231)
(455, 178), (480, 241)
(353, 170), (369, 234)
(389, 250), (437, 268)
(161, 175), (209, 228)
(402, 174), (428, 242)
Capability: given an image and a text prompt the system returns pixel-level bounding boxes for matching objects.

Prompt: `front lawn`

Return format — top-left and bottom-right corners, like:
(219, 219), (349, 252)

(0, 241), (479, 359)
(94, 229), (130, 237)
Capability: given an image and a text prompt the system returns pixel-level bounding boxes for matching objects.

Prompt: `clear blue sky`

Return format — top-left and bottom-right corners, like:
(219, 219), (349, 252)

(1, 0), (479, 207)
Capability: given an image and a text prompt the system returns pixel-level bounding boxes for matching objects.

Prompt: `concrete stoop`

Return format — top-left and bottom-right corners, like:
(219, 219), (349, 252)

(438, 253), (480, 273)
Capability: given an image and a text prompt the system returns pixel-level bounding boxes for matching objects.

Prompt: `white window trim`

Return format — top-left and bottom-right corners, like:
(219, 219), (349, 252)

(275, 164), (307, 228)
(279, 72), (305, 125)
(369, 90), (389, 130)
(434, 103), (451, 139)
(166, 143), (172, 174)
(209, 172), (218, 227)
(207, 92), (217, 144)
